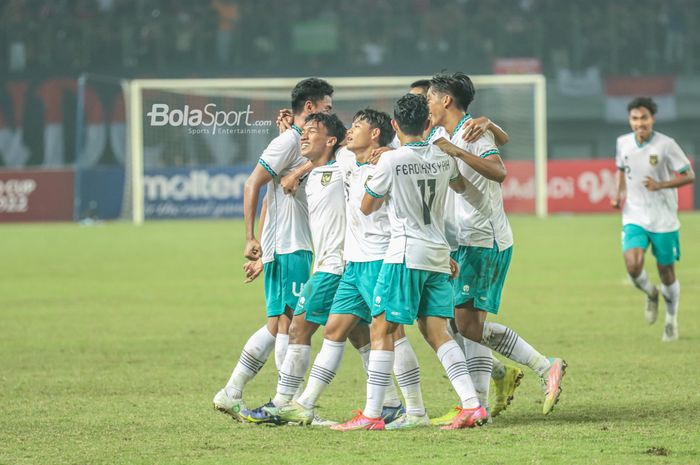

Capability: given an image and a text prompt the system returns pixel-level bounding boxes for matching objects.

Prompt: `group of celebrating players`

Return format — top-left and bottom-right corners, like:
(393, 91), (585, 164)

(212, 73), (567, 430)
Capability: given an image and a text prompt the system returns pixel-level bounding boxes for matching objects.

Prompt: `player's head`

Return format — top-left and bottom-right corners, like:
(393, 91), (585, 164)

(346, 109), (394, 151)
(291, 78), (334, 115)
(392, 93), (430, 137)
(409, 79), (431, 96)
(301, 113), (346, 162)
(427, 72), (475, 125)
(627, 97), (657, 140)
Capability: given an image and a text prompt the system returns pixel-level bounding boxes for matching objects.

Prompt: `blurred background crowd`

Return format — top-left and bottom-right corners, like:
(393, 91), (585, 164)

(2, 0), (698, 78)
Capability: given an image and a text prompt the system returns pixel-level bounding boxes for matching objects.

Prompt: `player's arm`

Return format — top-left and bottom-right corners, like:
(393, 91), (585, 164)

(433, 137), (506, 183)
(611, 167), (626, 209)
(243, 164), (272, 260)
(643, 166), (695, 191)
(360, 191), (384, 214)
(462, 117), (509, 146)
(362, 156), (391, 214)
(280, 161), (313, 195)
(450, 173), (486, 207)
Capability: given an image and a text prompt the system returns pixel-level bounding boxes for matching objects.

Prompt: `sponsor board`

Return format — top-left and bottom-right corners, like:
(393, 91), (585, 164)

(503, 159), (694, 213)
(0, 169), (73, 221)
(143, 166), (252, 219)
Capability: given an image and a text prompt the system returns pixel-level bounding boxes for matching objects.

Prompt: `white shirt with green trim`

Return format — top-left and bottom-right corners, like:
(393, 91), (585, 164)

(425, 125), (458, 251)
(615, 131), (691, 232)
(450, 115), (514, 251)
(337, 147), (391, 262)
(305, 161), (345, 275)
(258, 126), (313, 264)
(365, 142), (459, 274)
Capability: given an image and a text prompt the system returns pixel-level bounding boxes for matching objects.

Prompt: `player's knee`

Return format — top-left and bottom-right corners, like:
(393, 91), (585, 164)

(454, 316), (482, 342)
(658, 266), (676, 285)
(323, 322), (348, 343)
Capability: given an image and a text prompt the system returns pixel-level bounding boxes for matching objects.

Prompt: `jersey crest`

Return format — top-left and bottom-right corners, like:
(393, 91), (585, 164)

(321, 172), (332, 186)
(649, 154), (658, 166)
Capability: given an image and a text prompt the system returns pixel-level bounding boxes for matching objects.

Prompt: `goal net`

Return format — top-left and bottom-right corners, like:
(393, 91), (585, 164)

(121, 75), (546, 223)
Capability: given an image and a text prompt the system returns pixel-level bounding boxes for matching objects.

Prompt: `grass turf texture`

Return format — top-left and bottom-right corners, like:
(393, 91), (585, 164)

(1, 214), (699, 465)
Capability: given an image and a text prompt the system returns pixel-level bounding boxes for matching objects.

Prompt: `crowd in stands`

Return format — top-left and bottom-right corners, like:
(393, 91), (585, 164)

(1, 0), (698, 78)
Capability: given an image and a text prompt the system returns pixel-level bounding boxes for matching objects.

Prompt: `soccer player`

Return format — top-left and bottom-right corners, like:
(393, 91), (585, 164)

(212, 78), (334, 419)
(278, 109), (421, 428)
(612, 97), (694, 342)
(239, 112), (352, 424)
(409, 76), (523, 421)
(332, 93), (488, 431)
(426, 72), (566, 417)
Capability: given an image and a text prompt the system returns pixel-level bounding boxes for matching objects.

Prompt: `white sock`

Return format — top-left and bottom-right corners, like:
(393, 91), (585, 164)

(491, 355), (506, 380)
(436, 340), (479, 409)
(273, 343), (310, 407)
(363, 350), (394, 418)
(393, 337), (425, 416)
(224, 325), (276, 399)
(297, 339), (345, 409)
(661, 281), (680, 325)
(482, 322), (551, 377)
(630, 270), (657, 297)
(447, 322), (468, 356)
(464, 339), (493, 409)
(358, 343), (402, 408)
(275, 333), (289, 371)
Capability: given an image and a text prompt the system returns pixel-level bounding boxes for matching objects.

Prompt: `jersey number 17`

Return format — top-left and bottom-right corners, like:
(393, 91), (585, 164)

(417, 179), (436, 225)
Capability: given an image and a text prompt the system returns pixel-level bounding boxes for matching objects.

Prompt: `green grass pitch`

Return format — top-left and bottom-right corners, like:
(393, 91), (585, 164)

(1, 214), (699, 465)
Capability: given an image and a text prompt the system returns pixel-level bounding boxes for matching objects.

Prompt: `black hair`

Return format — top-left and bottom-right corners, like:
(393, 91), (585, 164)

(291, 78), (334, 114)
(393, 93), (429, 136)
(627, 97), (657, 116)
(409, 79), (431, 92)
(352, 108), (395, 147)
(305, 112), (347, 152)
(429, 72), (475, 112)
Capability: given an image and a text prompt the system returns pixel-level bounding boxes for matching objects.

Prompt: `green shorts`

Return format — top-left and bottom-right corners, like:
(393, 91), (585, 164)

(329, 260), (382, 324)
(371, 263), (454, 325)
(452, 245), (512, 314)
(293, 272), (342, 325)
(263, 250), (313, 318)
(622, 224), (680, 266)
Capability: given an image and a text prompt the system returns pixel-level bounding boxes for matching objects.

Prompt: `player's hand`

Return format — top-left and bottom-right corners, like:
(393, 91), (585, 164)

(433, 137), (450, 150)
(280, 173), (300, 195)
(244, 238), (262, 261)
(369, 146), (391, 164)
(462, 117), (490, 143)
(243, 259), (263, 283)
(643, 176), (661, 191)
(449, 258), (460, 280)
(610, 197), (621, 209)
(276, 108), (293, 134)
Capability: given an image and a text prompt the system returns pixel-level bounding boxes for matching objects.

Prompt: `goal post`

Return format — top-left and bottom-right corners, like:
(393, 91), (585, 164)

(125, 75), (547, 224)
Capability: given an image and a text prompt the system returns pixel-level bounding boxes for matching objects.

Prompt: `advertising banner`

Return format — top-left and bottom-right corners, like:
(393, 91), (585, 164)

(143, 166), (252, 219)
(502, 159), (694, 213)
(0, 169), (73, 222)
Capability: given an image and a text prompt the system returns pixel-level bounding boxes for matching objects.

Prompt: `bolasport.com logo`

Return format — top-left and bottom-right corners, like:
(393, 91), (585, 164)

(146, 103), (273, 135)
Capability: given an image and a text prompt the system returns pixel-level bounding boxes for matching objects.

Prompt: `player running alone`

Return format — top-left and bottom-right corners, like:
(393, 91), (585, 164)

(612, 97), (694, 342)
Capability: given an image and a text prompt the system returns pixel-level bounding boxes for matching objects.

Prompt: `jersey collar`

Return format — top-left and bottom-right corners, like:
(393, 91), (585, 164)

(291, 124), (303, 136)
(635, 131), (655, 148)
(405, 141), (429, 147)
(451, 113), (472, 138)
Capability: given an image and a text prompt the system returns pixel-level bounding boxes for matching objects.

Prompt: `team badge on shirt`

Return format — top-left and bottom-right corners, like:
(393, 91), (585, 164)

(649, 154), (659, 166)
(321, 172), (332, 186)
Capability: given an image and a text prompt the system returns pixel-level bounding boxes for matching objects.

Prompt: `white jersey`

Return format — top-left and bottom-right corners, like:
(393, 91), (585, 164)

(615, 131), (691, 232)
(305, 161), (345, 275)
(425, 126), (459, 251)
(365, 142), (459, 274)
(445, 114), (514, 250)
(337, 147), (391, 262)
(258, 126), (313, 264)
